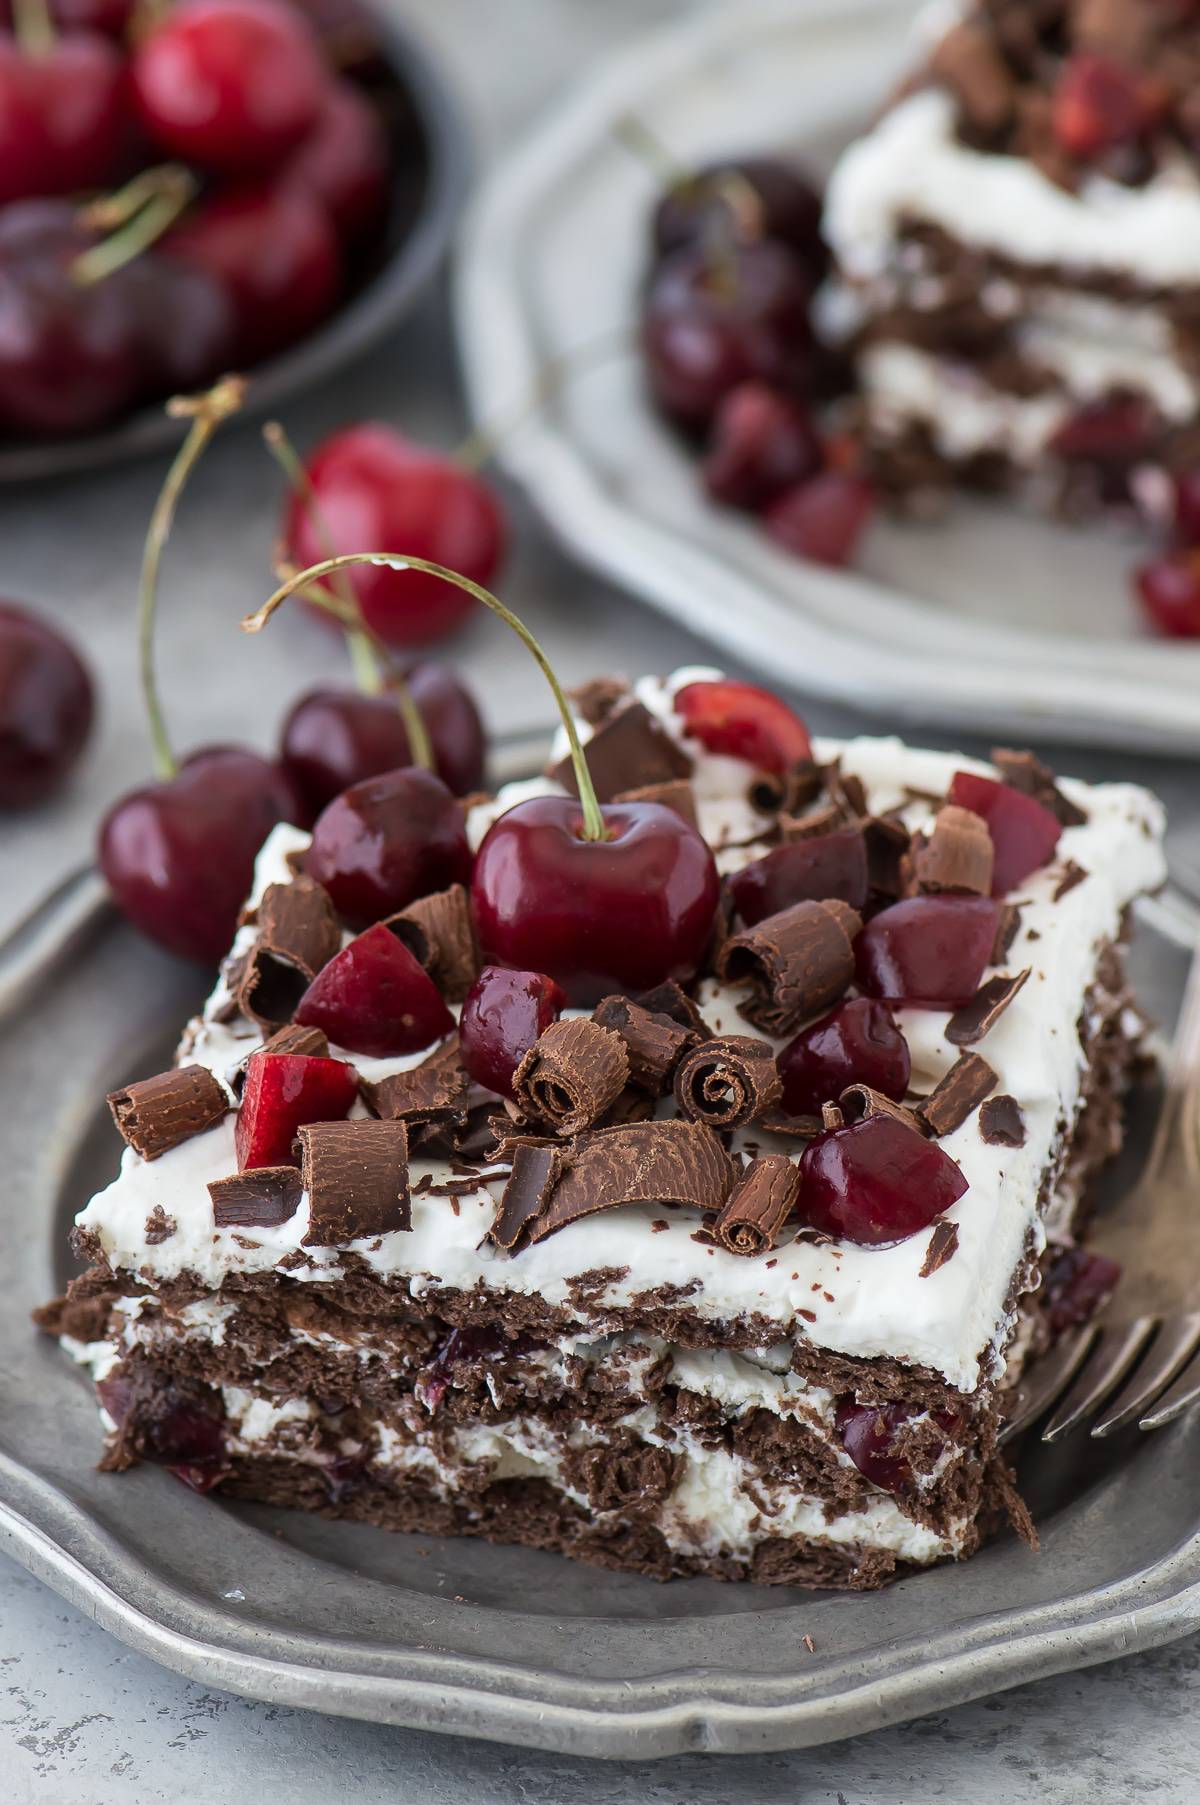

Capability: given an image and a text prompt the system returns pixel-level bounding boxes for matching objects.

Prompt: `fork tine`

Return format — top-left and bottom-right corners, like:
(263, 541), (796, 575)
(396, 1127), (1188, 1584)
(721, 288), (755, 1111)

(1138, 1341), (1200, 1431)
(1040, 1318), (1158, 1442)
(1092, 1314), (1200, 1437)
(1000, 1325), (1096, 1444)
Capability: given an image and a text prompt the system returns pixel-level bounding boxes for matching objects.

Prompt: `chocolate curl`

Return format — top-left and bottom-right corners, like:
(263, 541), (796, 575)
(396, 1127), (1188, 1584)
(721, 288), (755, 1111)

(364, 1036), (469, 1124)
(839, 1084), (929, 1135)
(916, 1053), (998, 1137)
(549, 700), (692, 801)
(209, 1165), (303, 1228)
(591, 994), (698, 1095)
(991, 903), (1022, 964)
(863, 815), (911, 898)
(711, 1154), (799, 1256)
(298, 1120), (411, 1245)
(718, 899), (861, 1036)
(387, 884), (478, 1002)
(490, 1142), (563, 1250)
(238, 876), (342, 1031)
(512, 1018), (629, 1136)
(526, 1118), (735, 1244)
(232, 1022), (329, 1095)
(636, 980), (713, 1039)
(673, 1035), (782, 1130)
(108, 1065), (230, 1160)
(612, 778), (698, 831)
(748, 758), (824, 816)
(914, 805), (994, 896)
(946, 969), (1031, 1047)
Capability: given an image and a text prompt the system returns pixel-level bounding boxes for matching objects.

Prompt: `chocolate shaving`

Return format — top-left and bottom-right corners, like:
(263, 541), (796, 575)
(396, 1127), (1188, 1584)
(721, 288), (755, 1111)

(862, 814), (911, 898)
(298, 1120), (411, 1245)
(612, 778), (698, 830)
(839, 1084), (930, 1134)
(711, 1154), (799, 1256)
(364, 1036), (469, 1124)
(1053, 861), (1088, 901)
(526, 1119), (735, 1245)
(568, 674), (627, 727)
(777, 802), (846, 843)
(916, 1054), (998, 1136)
(209, 1165), (303, 1229)
(489, 1142), (563, 1250)
(718, 899), (861, 1035)
(918, 1219), (960, 1279)
(991, 747), (1087, 828)
(636, 980), (713, 1039)
(386, 885), (477, 1002)
(591, 995), (698, 1094)
(108, 1064), (230, 1161)
(512, 1018), (629, 1135)
(914, 805), (994, 895)
(979, 1095), (1027, 1147)
(238, 876), (341, 1032)
(550, 700), (692, 802)
(673, 1035), (781, 1129)
(946, 969), (1031, 1046)
(991, 903), (1022, 964)
(757, 1108), (823, 1140)
(143, 1205), (177, 1245)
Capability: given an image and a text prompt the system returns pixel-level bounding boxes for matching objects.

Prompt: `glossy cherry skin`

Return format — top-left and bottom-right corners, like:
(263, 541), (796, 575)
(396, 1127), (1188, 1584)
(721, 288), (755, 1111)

(294, 920), (454, 1055)
(798, 1114), (968, 1245)
(282, 424), (506, 646)
(131, 0), (328, 174)
(1052, 53), (1155, 160)
(166, 183), (340, 365)
(281, 78), (389, 243)
(777, 998), (910, 1118)
(703, 380), (823, 510)
(763, 471), (875, 567)
(673, 677), (811, 774)
(458, 965), (566, 1098)
(0, 601), (94, 808)
(642, 240), (812, 430)
(729, 829), (868, 926)
(280, 661), (486, 816)
(1136, 549), (1200, 638)
(98, 747), (302, 963)
(304, 765), (472, 927)
(471, 796), (721, 1006)
(855, 895), (999, 1009)
(653, 157), (826, 278)
(0, 30), (123, 205)
(946, 770), (1062, 896)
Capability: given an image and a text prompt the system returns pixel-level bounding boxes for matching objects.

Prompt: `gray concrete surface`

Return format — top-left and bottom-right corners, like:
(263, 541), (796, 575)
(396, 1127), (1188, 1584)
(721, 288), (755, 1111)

(2, 1), (1198, 1798)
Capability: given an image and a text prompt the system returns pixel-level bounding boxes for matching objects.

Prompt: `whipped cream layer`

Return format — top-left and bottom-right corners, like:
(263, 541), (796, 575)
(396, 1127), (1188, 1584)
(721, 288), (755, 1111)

(76, 671), (1166, 1392)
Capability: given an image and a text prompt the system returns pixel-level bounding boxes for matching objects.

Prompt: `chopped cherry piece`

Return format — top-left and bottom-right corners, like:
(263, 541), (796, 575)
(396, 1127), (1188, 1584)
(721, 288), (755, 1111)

(836, 1398), (962, 1495)
(1136, 548), (1200, 638)
(855, 894), (999, 1008)
(1172, 471), (1200, 546)
(235, 1049), (358, 1170)
(1052, 54), (1155, 160)
(416, 1323), (545, 1413)
(778, 997), (910, 1118)
(673, 677), (811, 774)
(459, 965), (566, 1098)
(702, 381), (822, 511)
(798, 1115), (968, 1245)
(304, 765), (472, 927)
(1049, 395), (1154, 464)
(1043, 1245), (1122, 1335)
(762, 471), (875, 567)
(97, 1373), (227, 1473)
(946, 770), (1062, 896)
(653, 156), (826, 278)
(0, 600), (93, 808)
(729, 829), (868, 925)
(294, 920), (454, 1056)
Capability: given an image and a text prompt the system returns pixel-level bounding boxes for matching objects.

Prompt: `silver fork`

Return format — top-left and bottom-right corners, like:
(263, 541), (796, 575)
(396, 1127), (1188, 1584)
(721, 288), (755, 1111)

(1002, 930), (1200, 1444)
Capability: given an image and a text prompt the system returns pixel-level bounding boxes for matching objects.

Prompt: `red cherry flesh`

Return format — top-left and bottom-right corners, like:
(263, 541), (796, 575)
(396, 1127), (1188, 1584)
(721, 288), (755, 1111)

(0, 31), (123, 206)
(702, 381), (823, 510)
(304, 764), (472, 927)
(1136, 549), (1200, 638)
(855, 895), (999, 1008)
(673, 677), (811, 774)
(458, 965), (567, 1098)
(797, 1114), (968, 1245)
(235, 1049), (357, 1169)
(1052, 53), (1156, 160)
(281, 78), (389, 243)
(98, 747), (302, 963)
(946, 770), (1062, 896)
(729, 829), (868, 926)
(778, 997), (910, 1118)
(0, 601), (93, 808)
(653, 156), (827, 278)
(836, 1399), (961, 1496)
(763, 471), (875, 567)
(294, 920), (454, 1055)
(470, 796), (720, 1007)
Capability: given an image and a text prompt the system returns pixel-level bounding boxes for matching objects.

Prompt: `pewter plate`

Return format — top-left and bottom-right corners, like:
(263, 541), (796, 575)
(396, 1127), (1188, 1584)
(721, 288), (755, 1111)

(455, 0), (1200, 754)
(2, 812), (1199, 1758)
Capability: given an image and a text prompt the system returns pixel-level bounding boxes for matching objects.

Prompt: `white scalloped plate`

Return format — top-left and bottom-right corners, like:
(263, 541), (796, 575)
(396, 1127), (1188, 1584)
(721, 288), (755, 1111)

(455, 0), (1200, 754)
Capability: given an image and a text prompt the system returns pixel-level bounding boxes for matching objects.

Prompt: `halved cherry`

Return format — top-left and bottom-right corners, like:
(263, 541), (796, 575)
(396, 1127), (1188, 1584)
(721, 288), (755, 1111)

(855, 894), (999, 1008)
(778, 997), (909, 1118)
(672, 677), (811, 774)
(797, 1114), (967, 1245)
(946, 770), (1062, 896)
(729, 828), (867, 925)
(235, 1049), (357, 1169)
(294, 920), (454, 1056)
(459, 965), (566, 1097)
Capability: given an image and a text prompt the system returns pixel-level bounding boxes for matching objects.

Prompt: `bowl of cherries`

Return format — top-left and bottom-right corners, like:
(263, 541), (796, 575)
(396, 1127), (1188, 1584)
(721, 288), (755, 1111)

(0, 0), (467, 480)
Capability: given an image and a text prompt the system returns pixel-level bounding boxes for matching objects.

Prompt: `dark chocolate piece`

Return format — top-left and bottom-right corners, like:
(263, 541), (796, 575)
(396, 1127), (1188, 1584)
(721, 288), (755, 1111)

(386, 884), (477, 1002)
(143, 1205), (177, 1244)
(839, 1084), (930, 1135)
(298, 1120), (412, 1245)
(914, 805), (994, 895)
(550, 700), (692, 802)
(991, 902), (1023, 964)
(946, 969), (1031, 1046)
(718, 899), (861, 1035)
(777, 802), (845, 843)
(512, 1018), (629, 1136)
(748, 757), (824, 817)
(820, 1101), (844, 1131)
(673, 1035), (782, 1129)
(108, 1065), (230, 1161)
(238, 876), (341, 1032)
(209, 1165), (303, 1229)
(568, 674), (628, 727)
(991, 747), (1088, 827)
(591, 995), (697, 1094)
(490, 1142), (563, 1250)
(979, 1094), (1027, 1146)
(916, 1054), (998, 1136)
(918, 1219), (960, 1279)
(862, 814), (911, 898)
(636, 980), (713, 1039)
(526, 1119), (735, 1244)
(612, 778), (698, 831)
(1053, 861), (1088, 901)
(364, 1037), (470, 1124)
(757, 1108), (823, 1140)
(711, 1154), (799, 1256)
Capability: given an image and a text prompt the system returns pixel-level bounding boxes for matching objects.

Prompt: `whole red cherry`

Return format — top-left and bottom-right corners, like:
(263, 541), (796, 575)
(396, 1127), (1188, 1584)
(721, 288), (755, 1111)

(673, 676), (811, 773)
(280, 423), (506, 646)
(304, 764), (472, 926)
(0, 29), (123, 206)
(0, 601), (94, 808)
(280, 78), (389, 244)
(459, 965), (566, 1097)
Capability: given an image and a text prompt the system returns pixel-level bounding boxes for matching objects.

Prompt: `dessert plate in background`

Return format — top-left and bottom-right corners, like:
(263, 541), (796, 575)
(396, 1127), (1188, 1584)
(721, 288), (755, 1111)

(455, 0), (1200, 755)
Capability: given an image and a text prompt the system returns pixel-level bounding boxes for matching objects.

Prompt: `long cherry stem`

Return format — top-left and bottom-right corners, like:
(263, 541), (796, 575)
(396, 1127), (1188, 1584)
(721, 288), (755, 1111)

(140, 377), (246, 780)
(243, 554), (606, 842)
(73, 167), (197, 287)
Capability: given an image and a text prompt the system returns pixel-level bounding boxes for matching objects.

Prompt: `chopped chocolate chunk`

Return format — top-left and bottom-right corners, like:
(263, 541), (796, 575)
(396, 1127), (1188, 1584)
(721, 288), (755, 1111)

(143, 1205), (176, 1245)
(636, 980), (713, 1039)
(550, 701), (692, 802)
(718, 899), (861, 1035)
(108, 1065), (230, 1161)
(980, 1095), (1027, 1147)
(946, 969), (1031, 1046)
(916, 1054), (998, 1136)
(914, 805), (994, 895)
(386, 884), (477, 1001)
(298, 1120), (411, 1245)
(364, 1036), (470, 1124)
(918, 1219), (960, 1279)
(758, 1108), (823, 1140)
(991, 747), (1088, 827)
(527, 1119), (735, 1244)
(824, 763), (868, 821)
(568, 674), (628, 727)
(674, 1035), (782, 1130)
(1053, 861), (1088, 901)
(930, 20), (1014, 134)
(209, 1165), (303, 1229)
(612, 777), (698, 830)
(862, 814), (911, 898)
(512, 1018), (629, 1136)
(839, 1084), (930, 1135)
(591, 995), (698, 1094)
(711, 1154), (799, 1256)
(991, 902), (1022, 964)
(490, 1142), (563, 1250)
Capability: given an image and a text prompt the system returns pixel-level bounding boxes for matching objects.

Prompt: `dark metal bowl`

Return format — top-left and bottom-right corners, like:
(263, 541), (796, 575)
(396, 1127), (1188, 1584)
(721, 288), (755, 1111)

(0, 5), (469, 484)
